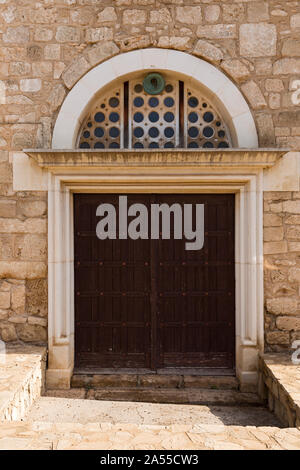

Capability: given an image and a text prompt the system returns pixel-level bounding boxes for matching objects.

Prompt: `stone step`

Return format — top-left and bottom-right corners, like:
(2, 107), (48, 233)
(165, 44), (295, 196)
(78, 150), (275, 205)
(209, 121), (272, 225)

(85, 388), (262, 406)
(1, 420), (299, 450)
(71, 373), (239, 390)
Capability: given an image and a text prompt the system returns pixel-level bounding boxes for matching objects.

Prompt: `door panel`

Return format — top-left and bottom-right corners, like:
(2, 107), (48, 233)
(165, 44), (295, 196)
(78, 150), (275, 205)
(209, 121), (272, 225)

(74, 194), (235, 371)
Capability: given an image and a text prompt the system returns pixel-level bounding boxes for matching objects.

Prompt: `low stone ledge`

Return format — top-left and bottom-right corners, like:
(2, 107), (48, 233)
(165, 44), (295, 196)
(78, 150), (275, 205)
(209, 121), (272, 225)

(258, 353), (300, 428)
(0, 344), (47, 422)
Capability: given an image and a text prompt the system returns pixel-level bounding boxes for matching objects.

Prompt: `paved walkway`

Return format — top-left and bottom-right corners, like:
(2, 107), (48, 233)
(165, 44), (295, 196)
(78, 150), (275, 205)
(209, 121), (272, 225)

(10, 392), (297, 450)
(1, 420), (300, 450)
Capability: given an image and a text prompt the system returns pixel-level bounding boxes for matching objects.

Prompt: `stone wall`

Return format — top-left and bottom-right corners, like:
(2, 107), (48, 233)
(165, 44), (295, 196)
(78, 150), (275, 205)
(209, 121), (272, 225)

(264, 191), (300, 351)
(0, 0), (299, 346)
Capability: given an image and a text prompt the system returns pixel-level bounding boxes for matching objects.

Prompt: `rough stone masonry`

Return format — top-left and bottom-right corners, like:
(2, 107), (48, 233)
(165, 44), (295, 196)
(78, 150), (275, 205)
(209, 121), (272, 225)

(0, 0), (299, 351)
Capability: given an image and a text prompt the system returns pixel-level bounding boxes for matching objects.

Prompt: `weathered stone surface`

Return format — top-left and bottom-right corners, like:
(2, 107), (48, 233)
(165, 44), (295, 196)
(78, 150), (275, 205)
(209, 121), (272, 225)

(283, 201), (300, 214)
(0, 262), (46, 280)
(247, 1), (269, 22)
(264, 226), (283, 242)
(240, 24), (277, 57)
(0, 200), (16, 218)
(11, 284), (25, 314)
(26, 279), (47, 317)
(282, 39), (300, 57)
(266, 297), (298, 316)
(265, 79), (284, 92)
(291, 13), (300, 29)
(221, 59), (249, 81)
(97, 7), (117, 23)
(193, 40), (223, 62)
(20, 79), (41, 93)
(3, 26), (29, 43)
(62, 57), (90, 89)
(150, 8), (172, 24)
(264, 214), (282, 227)
(241, 81), (267, 109)
(204, 5), (220, 23)
(0, 291), (10, 309)
(288, 268), (300, 283)
(44, 44), (61, 60)
(197, 24), (236, 39)
(277, 316), (300, 331)
(0, 324), (17, 342)
(16, 323), (47, 343)
(273, 59), (300, 75)
(176, 6), (202, 25)
(123, 9), (146, 25)
(87, 41), (119, 67)
(264, 241), (287, 255)
(34, 27), (53, 42)
(157, 36), (192, 50)
(256, 113), (275, 146)
(266, 331), (290, 345)
(47, 85), (66, 111)
(85, 27), (113, 43)
(55, 26), (80, 43)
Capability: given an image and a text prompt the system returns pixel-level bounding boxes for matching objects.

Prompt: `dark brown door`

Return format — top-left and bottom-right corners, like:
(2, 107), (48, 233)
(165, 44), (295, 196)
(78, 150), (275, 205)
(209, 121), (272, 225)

(74, 194), (235, 371)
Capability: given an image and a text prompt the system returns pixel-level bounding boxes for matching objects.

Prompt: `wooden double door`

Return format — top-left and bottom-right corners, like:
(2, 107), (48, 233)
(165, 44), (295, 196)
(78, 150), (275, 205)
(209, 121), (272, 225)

(74, 194), (235, 372)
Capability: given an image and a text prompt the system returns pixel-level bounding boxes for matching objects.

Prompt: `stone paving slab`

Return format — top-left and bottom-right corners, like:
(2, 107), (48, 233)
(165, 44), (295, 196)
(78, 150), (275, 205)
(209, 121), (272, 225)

(0, 421), (299, 450)
(26, 395), (281, 427)
(0, 344), (46, 421)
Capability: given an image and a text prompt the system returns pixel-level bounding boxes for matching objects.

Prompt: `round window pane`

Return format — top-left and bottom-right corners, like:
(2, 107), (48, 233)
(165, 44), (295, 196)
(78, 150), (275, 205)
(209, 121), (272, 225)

(134, 97), (144, 107)
(109, 127), (120, 138)
(149, 142), (159, 148)
(94, 112), (105, 123)
(149, 127), (159, 138)
(203, 112), (214, 123)
(109, 112), (119, 123)
(80, 142), (90, 149)
(149, 97), (159, 108)
(164, 97), (174, 108)
(134, 84), (143, 93)
(188, 142), (199, 148)
(149, 111), (159, 123)
(203, 126), (214, 138)
(109, 97), (119, 108)
(218, 142), (229, 148)
(188, 112), (198, 123)
(164, 127), (175, 138)
(94, 127), (104, 138)
(134, 127), (144, 138)
(134, 112), (144, 123)
(94, 142), (105, 149)
(188, 127), (199, 138)
(164, 112), (175, 123)
(188, 97), (199, 108)
(164, 142), (174, 148)
(109, 142), (120, 149)
(134, 142), (144, 148)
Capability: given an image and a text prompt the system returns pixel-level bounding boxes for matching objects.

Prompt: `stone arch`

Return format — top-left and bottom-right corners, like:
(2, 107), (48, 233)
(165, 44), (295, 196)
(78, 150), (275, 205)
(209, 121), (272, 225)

(52, 48), (258, 149)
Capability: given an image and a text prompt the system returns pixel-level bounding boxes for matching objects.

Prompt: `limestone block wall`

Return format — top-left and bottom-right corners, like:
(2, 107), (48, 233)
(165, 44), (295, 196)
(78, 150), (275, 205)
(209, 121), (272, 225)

(0, 0), (299, 347)
(264, 191), (300, 351)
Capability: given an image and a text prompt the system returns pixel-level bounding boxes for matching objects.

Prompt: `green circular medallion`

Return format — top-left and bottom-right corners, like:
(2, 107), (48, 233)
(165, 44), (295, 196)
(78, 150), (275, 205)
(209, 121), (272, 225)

(143, 73), (165, 95)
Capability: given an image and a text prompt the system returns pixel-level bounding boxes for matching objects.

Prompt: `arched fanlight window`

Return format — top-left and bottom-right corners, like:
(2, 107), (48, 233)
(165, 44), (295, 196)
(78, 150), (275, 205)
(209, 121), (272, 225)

(78, 73), (232, 150)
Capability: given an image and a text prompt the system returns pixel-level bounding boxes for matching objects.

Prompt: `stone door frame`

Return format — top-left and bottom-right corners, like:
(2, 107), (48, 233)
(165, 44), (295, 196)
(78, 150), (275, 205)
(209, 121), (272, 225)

(23, 149), (285, 390)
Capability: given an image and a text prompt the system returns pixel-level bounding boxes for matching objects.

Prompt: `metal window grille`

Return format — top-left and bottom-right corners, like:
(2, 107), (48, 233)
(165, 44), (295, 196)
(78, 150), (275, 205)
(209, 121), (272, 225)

(78, 75), (231, 149)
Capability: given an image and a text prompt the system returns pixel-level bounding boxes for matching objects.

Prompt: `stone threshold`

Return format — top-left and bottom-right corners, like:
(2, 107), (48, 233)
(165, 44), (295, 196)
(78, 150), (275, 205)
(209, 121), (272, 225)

(0, 344), (47, 422)
(258, 353), (300, 428)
